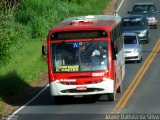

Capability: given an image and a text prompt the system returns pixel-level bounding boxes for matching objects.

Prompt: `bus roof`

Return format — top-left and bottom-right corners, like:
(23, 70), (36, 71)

(51, 15), (121, 31)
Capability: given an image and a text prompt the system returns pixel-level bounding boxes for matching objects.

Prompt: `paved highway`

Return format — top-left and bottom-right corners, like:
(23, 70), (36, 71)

(9, 0), (160, 120)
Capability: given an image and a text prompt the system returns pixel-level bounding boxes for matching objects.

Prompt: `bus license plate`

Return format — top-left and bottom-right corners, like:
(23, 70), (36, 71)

(76, 86), (87, 91)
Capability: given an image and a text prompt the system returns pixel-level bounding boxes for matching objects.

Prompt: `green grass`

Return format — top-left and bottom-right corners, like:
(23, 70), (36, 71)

(15, 0), (110, 39)
(0, 0), (111, 114)
(0, 98), (3, 115)
(0, 39), (47, 96)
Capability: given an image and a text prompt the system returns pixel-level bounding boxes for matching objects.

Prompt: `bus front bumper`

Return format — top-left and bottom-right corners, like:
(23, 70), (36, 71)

(49, 79), (114, 96)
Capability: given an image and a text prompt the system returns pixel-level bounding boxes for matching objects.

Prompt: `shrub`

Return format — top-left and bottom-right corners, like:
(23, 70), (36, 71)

(0, 12), (28, 65)
(0, 33), (11, 64)
(0, 13), (13, 64)
(0, 0), (20, 13)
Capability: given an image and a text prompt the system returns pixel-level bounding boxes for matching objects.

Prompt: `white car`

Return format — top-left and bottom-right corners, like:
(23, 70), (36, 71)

(123, 32), (143, 63)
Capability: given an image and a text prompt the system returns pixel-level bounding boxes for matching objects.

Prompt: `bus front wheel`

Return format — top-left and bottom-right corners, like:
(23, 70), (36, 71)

(108, 93), (116, 101)
(54, 96), (65, 104)
(117, 83), (122, 93)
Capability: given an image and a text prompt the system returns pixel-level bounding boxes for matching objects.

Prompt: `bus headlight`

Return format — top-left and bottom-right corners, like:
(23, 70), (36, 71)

(55, 80), (60, 83)
(103, 77), (108, 81)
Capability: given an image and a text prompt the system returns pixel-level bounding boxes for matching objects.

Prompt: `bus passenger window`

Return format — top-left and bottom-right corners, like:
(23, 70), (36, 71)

(91, 49), (101, 66)
(55, 54), (62, 66)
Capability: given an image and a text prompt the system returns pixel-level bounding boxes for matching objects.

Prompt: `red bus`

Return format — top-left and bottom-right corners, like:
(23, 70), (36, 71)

(42, 15), (125, 101)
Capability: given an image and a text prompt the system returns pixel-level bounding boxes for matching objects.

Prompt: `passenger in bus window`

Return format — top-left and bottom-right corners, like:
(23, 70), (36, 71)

(80, 44), (86, 55)
(98, 45), (107, 60)
(91, 49), (101, 66)
(80, 44), (87, 62)
(91, 45), (108, 66)
(55, 54), (62, 66)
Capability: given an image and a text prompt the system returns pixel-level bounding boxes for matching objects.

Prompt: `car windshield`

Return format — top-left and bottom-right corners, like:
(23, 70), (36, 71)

(51, 40), (108, 72)
(122, 17), (145, 26)
(133, 5), (156, 13)
(124, 36), (137, 44)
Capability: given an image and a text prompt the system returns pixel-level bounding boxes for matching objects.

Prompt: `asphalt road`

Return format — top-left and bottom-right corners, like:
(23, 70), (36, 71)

(10, 0), (160, 120)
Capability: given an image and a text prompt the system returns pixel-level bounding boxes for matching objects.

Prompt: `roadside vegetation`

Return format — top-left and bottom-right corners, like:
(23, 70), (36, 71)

(0, 0), (111, 114)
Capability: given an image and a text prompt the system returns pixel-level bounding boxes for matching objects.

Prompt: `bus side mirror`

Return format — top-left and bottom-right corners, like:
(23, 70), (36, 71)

(42, 45), (47, 56)
(113, 54), (117, 60)
(42, 44), (48, 62)
(112, 49), (117, 60)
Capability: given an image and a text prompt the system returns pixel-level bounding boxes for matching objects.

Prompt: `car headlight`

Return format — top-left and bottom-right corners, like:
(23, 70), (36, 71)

(149, 17), (156, 20)
(139, 30), (147, 37)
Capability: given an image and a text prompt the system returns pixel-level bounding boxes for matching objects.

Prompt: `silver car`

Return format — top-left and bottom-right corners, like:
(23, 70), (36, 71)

(123, 32), (143, 63)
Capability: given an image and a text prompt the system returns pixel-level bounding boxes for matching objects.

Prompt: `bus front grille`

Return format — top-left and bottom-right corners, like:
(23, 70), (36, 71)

(61, 88), (104, 93)
(60, 79), (103, 85)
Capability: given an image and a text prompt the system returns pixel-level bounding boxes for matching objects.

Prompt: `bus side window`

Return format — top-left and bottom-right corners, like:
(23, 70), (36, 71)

(111, 42), (117, 60)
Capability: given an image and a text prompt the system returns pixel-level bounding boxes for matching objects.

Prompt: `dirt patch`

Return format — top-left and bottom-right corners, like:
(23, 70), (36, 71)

(103, 0), (116, 14)
(0, 0), (117, 116)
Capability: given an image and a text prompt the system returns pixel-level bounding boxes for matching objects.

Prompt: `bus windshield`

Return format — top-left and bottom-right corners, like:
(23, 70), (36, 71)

(51, 40), (108, 72)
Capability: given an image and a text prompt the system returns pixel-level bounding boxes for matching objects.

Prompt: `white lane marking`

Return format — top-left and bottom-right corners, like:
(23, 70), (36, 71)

(7, 84), (49, 120)
(116, 0), (125, 12)
(7, 0), (125, 119)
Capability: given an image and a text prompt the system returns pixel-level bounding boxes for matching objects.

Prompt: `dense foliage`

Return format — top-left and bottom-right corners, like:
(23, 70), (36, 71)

(0, 0), (109, 65)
